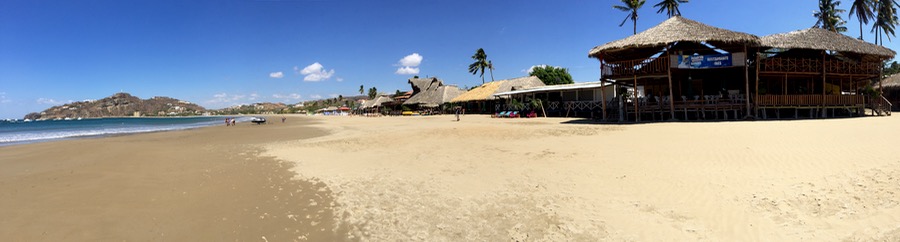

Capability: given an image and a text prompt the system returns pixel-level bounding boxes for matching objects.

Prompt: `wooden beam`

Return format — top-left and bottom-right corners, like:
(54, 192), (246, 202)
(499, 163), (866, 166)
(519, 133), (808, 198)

(666, 47), (676, 120)
(755, 50), (760, 117)
(745, 44), (751, 118)
(634, 74), (639, 122)
(600, 60), (608, 121)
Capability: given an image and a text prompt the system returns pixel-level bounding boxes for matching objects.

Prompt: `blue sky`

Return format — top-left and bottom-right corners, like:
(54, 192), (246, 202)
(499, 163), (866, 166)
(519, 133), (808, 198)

(2, 0), (898, 119)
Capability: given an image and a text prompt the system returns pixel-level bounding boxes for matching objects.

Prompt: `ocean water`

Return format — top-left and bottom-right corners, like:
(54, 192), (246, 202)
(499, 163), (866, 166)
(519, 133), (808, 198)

(0, 117), (249, 146)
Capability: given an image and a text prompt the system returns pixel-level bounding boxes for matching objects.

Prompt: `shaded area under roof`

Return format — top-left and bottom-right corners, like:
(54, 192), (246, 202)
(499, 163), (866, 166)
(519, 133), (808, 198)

(494, 81), (608, 96)
(760, 27), (896, 58)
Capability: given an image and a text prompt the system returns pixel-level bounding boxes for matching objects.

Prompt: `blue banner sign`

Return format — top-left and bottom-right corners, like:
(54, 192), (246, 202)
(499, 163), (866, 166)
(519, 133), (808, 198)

(676, 54), (733, 69)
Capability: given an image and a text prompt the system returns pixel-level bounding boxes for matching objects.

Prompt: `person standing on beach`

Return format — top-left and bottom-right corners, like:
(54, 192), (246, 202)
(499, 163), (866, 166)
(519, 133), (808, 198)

(282, 116), (286, 123)
(225, 118), (230, 126)
(455, 106), (461, 121)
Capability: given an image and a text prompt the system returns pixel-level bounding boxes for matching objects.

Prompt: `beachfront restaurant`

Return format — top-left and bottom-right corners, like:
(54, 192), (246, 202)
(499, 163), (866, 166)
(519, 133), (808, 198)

(589, 16), (758, 122)
(492, 81), (616, 118)
(589, 16), (895, 122)
(755, 28), (895, 118)
(451, 76), (545, 114)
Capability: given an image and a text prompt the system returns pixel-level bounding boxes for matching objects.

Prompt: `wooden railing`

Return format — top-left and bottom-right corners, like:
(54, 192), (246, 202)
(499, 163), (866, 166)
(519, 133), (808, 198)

(758, 57), (881, 75)
(602, 56), (669, 78)
(757, 95), (865, 106)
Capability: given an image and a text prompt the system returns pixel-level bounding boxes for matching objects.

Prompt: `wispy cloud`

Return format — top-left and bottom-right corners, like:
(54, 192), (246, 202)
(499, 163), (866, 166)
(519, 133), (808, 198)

(272, 93), (302, 100)
(298, 62), (335, 81)
(269, 71), (284, 78)
(36, 98), (68, 105)
(521, 64), (561, 74)
(206, 92), (256, 105)
(336, 77), (344, 82)
(0, 92), (10, 104)
(309, 94), (323, 99)
(395, 53), (423, 75)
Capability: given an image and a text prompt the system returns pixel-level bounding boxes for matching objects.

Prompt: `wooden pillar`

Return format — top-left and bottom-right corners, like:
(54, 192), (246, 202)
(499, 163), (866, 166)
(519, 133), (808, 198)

(755, 51), (761, 117)
(666, 48), (676, 120)
(821, 51), (827, 117)
(599, 61), (607, 121)
(744, 44), (751, 118)
(634, 74), (639, 122)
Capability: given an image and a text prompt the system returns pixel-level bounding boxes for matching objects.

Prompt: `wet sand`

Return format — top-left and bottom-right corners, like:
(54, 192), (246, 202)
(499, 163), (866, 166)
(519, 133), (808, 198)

(0, 117), (346, 241)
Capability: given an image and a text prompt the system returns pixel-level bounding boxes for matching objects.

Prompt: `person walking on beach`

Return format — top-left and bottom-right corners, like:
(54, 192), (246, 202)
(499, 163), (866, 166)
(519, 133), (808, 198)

(225, 118), (230, 126)
(282, 116), (286, 123)
(455, 106), (461, 121)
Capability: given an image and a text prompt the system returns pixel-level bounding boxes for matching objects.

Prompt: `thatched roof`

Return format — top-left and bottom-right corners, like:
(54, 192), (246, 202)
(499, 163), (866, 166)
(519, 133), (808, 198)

(404, 85), (465, 107)
(589, 16), (759, 61)
(451, 76), (545, 102)
(879, 74), (900, 88)
(760, 28), (895, 58)
(408, 77), (443, 94)
(360, 96), (393, 109)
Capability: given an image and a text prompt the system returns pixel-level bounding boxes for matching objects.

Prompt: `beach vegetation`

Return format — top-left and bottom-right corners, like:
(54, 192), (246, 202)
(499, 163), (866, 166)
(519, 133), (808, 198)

(529, 65), (574, 85)
(614, 0), (646, 35)
(814, 0), (849, 33)
(850, 0), (876, 39)
(368, 87), (378, 99)
(654, 0), (688, 18)
(871, 0), (898, 45)
(468, 48), (494, 84)
(885, 60), (900, 76)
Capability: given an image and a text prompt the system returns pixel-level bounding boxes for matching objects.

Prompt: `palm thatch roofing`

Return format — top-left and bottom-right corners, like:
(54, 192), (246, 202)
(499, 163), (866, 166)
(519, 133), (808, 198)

(404, 85), (465, 107)
(408, 77), (443, 93)
(879, 74), (900, 88)
(760, 28), (896, 58)
(360, 96), (393, 109)
(588, 16), (760, 61)
(451, 76), (545, 102)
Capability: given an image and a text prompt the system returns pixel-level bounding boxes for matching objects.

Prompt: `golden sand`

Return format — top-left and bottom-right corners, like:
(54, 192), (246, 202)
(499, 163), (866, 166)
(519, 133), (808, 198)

(265, 115), (900, 241)
(3, 114), (900, 241)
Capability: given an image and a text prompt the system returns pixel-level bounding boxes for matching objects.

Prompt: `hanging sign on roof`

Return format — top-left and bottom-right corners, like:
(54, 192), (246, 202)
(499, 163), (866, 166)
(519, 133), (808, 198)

(675, 53), (734, 69)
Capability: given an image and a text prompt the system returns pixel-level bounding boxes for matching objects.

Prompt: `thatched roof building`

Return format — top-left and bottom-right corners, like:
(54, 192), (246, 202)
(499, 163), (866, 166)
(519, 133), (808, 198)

(760, 28), (895, 58)
(403, 77), (464, 107)
(404, 85), (465, 107)
(879, 74), (900, 88)
(360, 96), (393, 109)
(452, 76), (545, 102)
(589, 16), (760, 61)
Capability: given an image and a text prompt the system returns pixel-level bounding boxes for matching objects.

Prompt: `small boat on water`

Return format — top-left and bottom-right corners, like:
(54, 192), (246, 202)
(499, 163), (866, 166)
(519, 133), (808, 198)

(23, 119), (33, 122)
(250, 117), (267, 124)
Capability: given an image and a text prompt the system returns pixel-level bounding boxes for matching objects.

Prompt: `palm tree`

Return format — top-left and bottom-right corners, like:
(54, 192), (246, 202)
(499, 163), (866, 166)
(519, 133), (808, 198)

(487, 60), (495, 82)
(614, 0), (646, 35)
(468, 48), (490, 84)
(359, 85), (364, 95)
(654, 0), (688, 18)
(872, 0), (898, 45)
(814, 0), (849, 32)
(850, 0), (875, 39)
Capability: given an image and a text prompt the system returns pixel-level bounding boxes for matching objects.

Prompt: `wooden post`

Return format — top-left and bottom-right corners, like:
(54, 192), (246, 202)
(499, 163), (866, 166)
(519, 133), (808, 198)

(755, 51), (761, 117)
(666, 48), (676, 120)
(599, 61), (608, 121)
(634, 74), (639, 122)
(821, 51), (827, 117)
(744, 44), (752, 118)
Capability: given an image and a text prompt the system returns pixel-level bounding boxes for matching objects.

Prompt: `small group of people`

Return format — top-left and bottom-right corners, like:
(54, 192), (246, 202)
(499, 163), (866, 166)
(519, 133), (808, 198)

(224, 118), (236, 126)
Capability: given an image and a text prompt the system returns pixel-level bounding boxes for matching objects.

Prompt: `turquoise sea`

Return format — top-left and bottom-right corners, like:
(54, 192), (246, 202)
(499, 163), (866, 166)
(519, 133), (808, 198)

(0, 116), (249, 146)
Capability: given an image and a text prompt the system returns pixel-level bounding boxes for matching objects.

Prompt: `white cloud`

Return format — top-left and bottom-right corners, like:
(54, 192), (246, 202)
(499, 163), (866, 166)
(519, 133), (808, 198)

(329, 94), (339, 98)
(395, 53), (423, 75)
(206, 93), (254, 104)
(298, 62), (334, 81)
(398, 53), (423, 67)
(36, 98), (66, 105)
(269, 71), (284, 78)
(0, 92), (10, 104)
(395, 66), (420, 75)
(272, 93), (302, 100)
(310, 94), (323, 99)
(336, 77), (344, 82)
(523, 64), (562, 74)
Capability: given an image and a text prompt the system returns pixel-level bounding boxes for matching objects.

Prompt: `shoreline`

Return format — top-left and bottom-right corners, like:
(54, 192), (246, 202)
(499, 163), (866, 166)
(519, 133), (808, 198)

(0, 115), (347, 241)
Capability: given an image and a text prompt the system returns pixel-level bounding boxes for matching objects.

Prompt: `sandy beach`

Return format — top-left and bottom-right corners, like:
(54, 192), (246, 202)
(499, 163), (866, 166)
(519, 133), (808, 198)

(2, 115), (900, 241)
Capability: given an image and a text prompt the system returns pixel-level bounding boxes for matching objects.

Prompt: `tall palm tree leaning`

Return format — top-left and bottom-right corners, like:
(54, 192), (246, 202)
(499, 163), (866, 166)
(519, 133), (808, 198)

(654, 0), (688, 18)
(614, 0), (646, 35)
(468, 48), (491, 84)
(850, 0), (875, 40)
(872, 0), (899, 45)
(814, 0), (849, 32)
